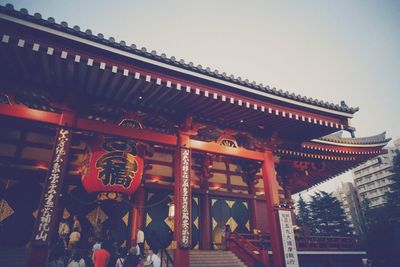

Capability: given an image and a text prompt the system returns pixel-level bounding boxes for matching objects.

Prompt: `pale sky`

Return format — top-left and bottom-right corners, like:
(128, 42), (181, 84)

(2, 0), (400, 195)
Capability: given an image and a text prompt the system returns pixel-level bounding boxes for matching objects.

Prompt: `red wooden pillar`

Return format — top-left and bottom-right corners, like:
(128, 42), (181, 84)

(200, 191), (211, 250)
(130, 185), (145, 246)
(173, 132), (191, 267)
(248, 180), (258, 231)
(262, 150), (284, 267)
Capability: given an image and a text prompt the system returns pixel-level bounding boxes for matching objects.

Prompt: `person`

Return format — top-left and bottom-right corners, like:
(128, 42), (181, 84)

(92, 239), (102, 252)
(123, 246), (140, 267)
(69, 228), (81, 250)
(259, 236), (268, 250)
(114, 247), (126, 267)
(108, 241), (119, 267)
(136, 228), (145, 258)
(135, 244), (141, 258)
(67, 250), (85, 267)
(143, 249), (160, 267)
(93, 241), (111, 267)
(91, 239), (102, 266)
(221, 224), (231, 250)
(46, 243), (66, 267)
(73, 216), (82, 233)
(58, 219), (70, 248)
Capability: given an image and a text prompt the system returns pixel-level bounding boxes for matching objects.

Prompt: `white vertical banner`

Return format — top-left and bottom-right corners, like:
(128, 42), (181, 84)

(278, 210), (300, 267)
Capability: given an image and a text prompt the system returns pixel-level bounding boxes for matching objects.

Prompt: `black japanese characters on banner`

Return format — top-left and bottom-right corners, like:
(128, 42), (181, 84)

(180, 148), (191, 248)
(31, 128), (71, 246)
(279, 210), (300, 267)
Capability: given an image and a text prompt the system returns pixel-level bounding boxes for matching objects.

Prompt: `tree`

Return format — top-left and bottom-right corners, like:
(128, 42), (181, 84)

(295, 194), (311, 228)
(308, 191), (352, 236)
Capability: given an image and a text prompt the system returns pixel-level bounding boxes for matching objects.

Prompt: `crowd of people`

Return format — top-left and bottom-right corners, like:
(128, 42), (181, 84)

(46, 216), (161, 267)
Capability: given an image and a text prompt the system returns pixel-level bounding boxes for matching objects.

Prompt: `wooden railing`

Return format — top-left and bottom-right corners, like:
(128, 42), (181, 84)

(239, 232), (358, 251)
(239, 232), (272, 249)
(295, 235), (358, 251)
(227, 232), (269, 267)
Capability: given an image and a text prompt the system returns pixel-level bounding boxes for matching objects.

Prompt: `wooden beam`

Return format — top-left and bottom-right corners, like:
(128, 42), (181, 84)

(190, 139), (264, 161)
(75, 118), (177, 145)
(0, 103), (177, 145)
(0, 104), (61, 125)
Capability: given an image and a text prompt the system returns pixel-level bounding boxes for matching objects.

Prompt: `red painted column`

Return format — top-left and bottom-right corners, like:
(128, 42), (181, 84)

(130, 186), (145, 246)
(248, 180), (258, 231)
(262, 150), (285, 267)
(173, 132), (191, 267)
(200, 191), (211, 250)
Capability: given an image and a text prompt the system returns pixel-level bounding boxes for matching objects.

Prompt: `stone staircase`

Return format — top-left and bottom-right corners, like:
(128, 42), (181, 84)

(190, 250), (247, 267)
(0, 247), (28, 267)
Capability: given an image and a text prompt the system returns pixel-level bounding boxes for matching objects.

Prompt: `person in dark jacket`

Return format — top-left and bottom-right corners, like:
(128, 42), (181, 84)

(123, 246), (140, 267)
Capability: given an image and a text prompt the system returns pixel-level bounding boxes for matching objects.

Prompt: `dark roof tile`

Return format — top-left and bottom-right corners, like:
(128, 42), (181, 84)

(318, 131), (391, 145)
(0, 3), (359, 114)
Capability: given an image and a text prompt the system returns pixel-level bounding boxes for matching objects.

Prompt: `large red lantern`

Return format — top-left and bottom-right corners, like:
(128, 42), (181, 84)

(82, 136), (144, 196)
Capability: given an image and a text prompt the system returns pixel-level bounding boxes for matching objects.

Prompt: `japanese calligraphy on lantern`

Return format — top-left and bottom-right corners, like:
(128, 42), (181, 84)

(82, 136), (143, 195)
(180, 148), (191, 248)
(32, 128), (71, 246)
(279, 210), (299, 267)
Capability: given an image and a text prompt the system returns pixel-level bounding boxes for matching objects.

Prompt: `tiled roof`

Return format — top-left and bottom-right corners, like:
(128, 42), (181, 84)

(318, 131), (390, 145)
(0, 3), (359, 114)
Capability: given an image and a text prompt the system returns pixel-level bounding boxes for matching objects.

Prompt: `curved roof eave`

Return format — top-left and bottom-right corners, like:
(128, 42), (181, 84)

(0, 4), (358, 118)
(312, 131), (391, 147)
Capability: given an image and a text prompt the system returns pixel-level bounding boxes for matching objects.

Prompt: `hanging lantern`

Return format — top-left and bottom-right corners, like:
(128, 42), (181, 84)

(82, 136), (144, 197)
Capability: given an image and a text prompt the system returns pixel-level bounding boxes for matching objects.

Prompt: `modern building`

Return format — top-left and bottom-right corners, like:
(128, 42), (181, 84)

(333, 182), (364, 236)
(0, 4), (392, 267)
(353, 138), (400, 208)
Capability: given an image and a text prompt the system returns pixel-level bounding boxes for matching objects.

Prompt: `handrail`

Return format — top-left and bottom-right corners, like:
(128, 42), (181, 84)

(227, 232), (268, 267)
(239, 232), (272, 249)
(149, 231), (174, 267)
(160, 248), (174, 267)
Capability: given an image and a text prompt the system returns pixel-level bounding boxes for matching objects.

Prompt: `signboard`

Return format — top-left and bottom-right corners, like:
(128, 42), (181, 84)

(278, 210), (300, 267)
(179, 147), (191, 248)
(32, 128), (71, 246)
(81, 136), (143, 195)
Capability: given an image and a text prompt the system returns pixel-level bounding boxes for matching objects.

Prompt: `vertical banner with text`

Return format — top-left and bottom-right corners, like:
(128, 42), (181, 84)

(278, 210), (300, 267)
(179, 147), (191, 248)
(31, 128), (71, 246)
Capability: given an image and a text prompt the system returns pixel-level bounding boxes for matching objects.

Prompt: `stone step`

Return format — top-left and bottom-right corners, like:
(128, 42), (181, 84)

(191, 264), (246, 267)
(189, 250), (246, 267)
(190, 256), (239, 261)
(0, 247), (28, 267)
(191, 260), (243, 263)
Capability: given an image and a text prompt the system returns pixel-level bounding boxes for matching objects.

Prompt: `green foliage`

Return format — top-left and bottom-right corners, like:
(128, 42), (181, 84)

(308, 191), (352, 236)
(295, 191), (352, 236)
(296, 194), (311, 227)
